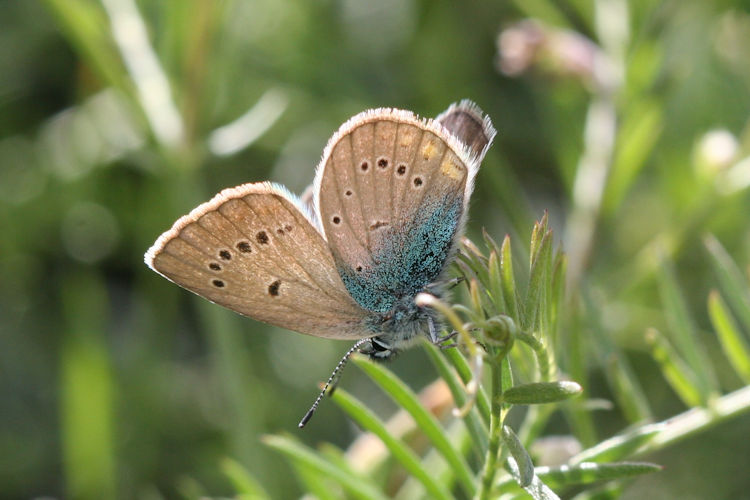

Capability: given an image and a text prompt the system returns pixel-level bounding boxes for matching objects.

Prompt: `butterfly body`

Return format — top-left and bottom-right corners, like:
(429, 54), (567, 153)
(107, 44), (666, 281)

(145, 100), (495, 395)
(358, 295), (440, 358)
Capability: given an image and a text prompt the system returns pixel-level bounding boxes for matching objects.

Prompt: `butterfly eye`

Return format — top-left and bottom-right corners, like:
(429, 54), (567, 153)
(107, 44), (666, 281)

(332, 216), (341, 225)
(413, 177), (423, 187)
(219, 250), (231, 260)
(212, 279), (225, 288)
(256, 231), (269, 244)
(236, 241), (251, 253)
(377, 158), (389, 168)
(360, 161), (369, 171)
(396, 164), (407, 176)
(208, 263), (221, 271)
(345, 190), (353, 197)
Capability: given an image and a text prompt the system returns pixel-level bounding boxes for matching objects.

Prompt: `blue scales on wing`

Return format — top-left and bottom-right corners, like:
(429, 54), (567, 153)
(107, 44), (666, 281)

(337, 193), (462, 313)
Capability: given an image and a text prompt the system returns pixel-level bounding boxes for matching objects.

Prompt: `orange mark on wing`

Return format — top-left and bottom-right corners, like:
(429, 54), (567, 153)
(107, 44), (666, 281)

(422, 140), (437, 160)
(400, 130), (416, 148)
(440, 157), (465, 180)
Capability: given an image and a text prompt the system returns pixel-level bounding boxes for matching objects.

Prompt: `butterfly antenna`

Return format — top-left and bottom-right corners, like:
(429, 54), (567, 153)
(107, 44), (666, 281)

(298, 338), (370, 428)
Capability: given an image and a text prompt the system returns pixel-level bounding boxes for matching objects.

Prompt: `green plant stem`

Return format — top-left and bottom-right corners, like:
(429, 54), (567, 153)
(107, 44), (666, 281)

(636, 384), (750, 455)
(516, 332), (554, 381)
(572, 384), (750, 466)
(476, 353), (506, 500)
(515, 332), (559, 446)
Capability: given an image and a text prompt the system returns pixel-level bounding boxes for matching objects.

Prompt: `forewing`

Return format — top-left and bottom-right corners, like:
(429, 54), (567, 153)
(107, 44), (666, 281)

(314, 104), (494, 312)
(145, 182), (370, 339)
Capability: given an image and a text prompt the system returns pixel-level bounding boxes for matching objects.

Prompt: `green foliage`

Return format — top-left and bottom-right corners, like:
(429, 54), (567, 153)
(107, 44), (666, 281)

(220, 458), (271, 500)
(4, 0), (750, 498)
(261, 223), (664, 499)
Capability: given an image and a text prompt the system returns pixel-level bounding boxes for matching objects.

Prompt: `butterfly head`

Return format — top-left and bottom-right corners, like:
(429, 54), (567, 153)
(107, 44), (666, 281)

(360, 294), (441, 359)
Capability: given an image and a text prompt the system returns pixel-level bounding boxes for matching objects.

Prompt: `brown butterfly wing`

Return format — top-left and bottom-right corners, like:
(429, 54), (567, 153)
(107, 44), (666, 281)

(145, 182), (371, 339)
(314, 104), (495, 312)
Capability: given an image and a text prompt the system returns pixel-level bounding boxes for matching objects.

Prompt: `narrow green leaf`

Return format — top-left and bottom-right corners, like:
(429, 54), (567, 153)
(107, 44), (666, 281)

(656, 257), (717, 398)
(507, 457), (561, 500)
(528, 219), (543, 269)
(482, 227), (502, 256)
(495, 461), (661, 494)
(501, 235), (521, 323)
(540, 245), (560, 338)
(645, 328), (703, 407)
(456, 252), (490, 291)
(705, 234), (750, 333)
(450, 303), (476, 319)
(460, 238), (490, 287)
(549, 253), (567, 337)
(329, 389), (453, 500)
(504, 381), (582, 405)
(353, 357), (476, 497)
(526, 230), (552, 332)
(220, 458), (271, 499)
(516, 332), (554, 382)
(604, 354), (652, 423)
(463, 236), (488, 262)
(537, 461), (662, 488)
(442, 346), (492, 424)
(501, 357), (514, 410)
(570, 423), (663, 464)
(393, 419), (470, 500)
(468, 278), (488, 326)
(503, 425), (535, 487)
(263, 434), (388, 500)
(423, 343), (489, 456)
(538, 211), (549, 235)
(453, 257), (476, 283)
(488, 250), (506, 315)
(708, 290), (750, 383)
(530, 219), (543, 266)
(293, 462), (340, 500)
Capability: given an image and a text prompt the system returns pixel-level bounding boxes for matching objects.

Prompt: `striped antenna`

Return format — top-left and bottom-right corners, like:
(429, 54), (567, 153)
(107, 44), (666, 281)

(298, 338), (370, 428)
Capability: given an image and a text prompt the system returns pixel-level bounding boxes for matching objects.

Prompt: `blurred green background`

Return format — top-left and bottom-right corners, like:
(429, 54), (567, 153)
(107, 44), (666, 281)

(2, 0), (750, 498)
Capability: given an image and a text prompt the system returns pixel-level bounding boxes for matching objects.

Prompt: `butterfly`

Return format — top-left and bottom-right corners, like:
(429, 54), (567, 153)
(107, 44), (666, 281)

(145, 100), (495, 426)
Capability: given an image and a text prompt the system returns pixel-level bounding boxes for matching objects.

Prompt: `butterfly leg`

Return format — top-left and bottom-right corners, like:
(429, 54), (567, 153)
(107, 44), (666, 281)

(425, 276), (465, 295)
(444, 276), (465, 290)
(428, 316), (458, 350)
